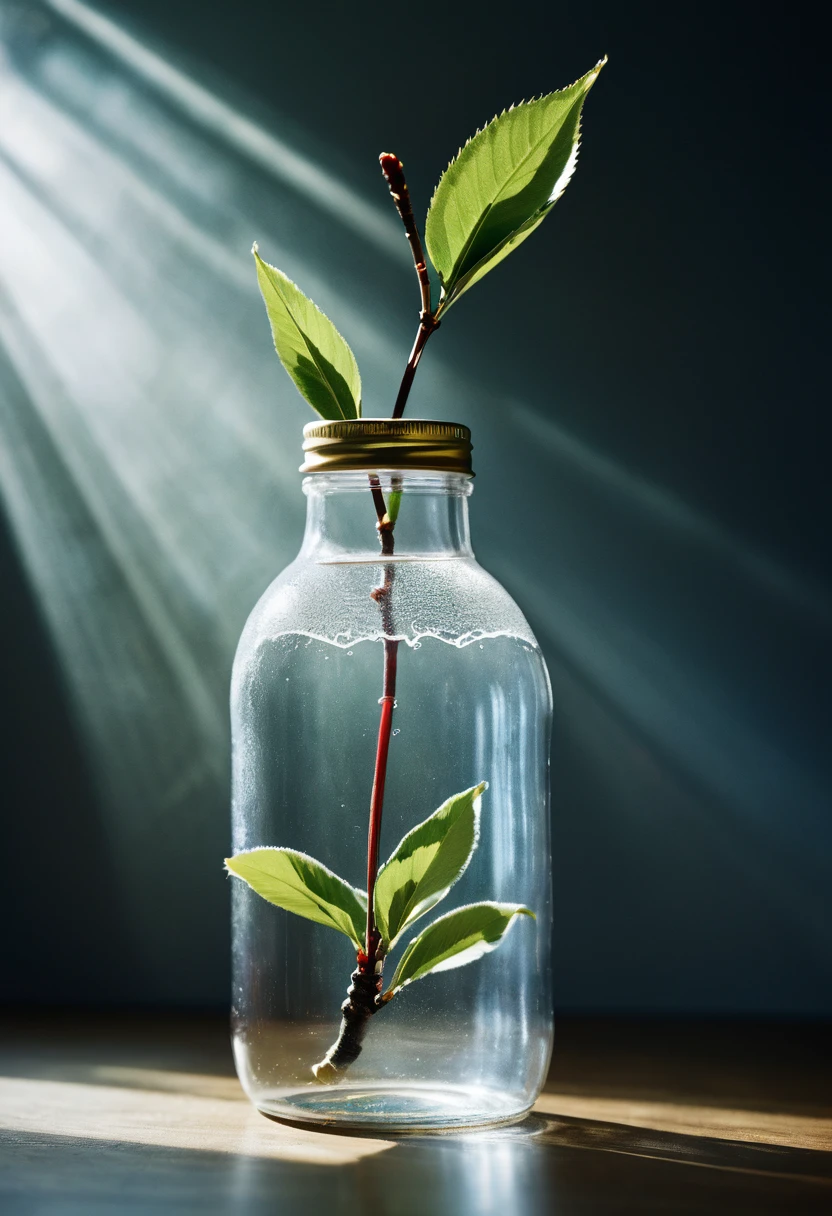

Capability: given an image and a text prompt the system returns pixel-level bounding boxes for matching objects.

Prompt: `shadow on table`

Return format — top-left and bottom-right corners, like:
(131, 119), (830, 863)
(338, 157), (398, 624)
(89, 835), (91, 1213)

(2, 1016), (832, 1214)
(3, 1115), (832, 1216)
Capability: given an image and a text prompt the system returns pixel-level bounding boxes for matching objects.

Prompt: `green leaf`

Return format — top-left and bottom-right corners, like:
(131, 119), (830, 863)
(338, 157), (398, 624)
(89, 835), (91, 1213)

(225, 847), (367, 949)
(387, 902), (535, 994)
(253, 246), (361, 420)
(425, 58), (606, 313)
(374, 782), (486, 948)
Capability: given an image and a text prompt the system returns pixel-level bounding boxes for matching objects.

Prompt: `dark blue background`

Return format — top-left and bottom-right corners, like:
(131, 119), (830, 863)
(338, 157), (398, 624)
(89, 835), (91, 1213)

(1, 0), (828, 1014)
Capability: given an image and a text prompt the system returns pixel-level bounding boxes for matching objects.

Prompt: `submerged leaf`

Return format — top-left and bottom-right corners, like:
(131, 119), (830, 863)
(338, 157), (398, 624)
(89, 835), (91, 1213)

(253, 247), (361, 419)
(387, 902), (535, 994)
(374, 783), (486, 947)
(425, 59), (605, 312)
(226, 847), (367, 949)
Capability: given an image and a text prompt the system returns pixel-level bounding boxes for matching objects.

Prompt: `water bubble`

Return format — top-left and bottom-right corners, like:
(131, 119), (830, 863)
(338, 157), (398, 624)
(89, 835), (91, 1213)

(347, 651), (353, 656)
(392, 728), (401, 736)
(479, 643), (483, 649)
(285, 677), (290, 681)
(413, 641), (422, 649)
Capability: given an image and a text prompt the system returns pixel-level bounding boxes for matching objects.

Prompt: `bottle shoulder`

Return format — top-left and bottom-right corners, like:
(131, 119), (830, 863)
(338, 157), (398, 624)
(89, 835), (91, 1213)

(235, 555), (539, 658)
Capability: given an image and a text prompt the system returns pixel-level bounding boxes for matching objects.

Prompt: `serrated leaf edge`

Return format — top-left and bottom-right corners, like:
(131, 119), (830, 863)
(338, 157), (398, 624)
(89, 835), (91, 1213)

(375, 781), (487, 948)
(252, 245), (362, 420)
(437, 125), (583, 315)
(426, 57), (607, 217)
(428, 58), (605, 310)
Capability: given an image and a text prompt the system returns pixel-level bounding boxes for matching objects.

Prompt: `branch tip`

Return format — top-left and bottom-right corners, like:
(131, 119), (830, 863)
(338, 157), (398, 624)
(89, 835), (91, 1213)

(377, 151), (436, 417)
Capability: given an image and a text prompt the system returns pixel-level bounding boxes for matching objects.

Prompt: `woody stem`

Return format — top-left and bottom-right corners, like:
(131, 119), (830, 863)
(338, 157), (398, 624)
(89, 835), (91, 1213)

(379, 152), (441, 420)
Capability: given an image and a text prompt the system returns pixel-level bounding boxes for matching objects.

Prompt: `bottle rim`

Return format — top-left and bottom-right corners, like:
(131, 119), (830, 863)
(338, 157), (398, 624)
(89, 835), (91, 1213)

(300, 418), (473, 476)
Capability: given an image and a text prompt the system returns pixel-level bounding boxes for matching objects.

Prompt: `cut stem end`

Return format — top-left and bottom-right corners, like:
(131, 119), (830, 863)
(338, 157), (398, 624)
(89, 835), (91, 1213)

(312, 1059), (339, 1085)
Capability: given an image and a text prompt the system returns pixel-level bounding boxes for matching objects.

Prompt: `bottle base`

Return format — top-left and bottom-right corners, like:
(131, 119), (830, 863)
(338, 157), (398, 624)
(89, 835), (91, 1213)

(253, 1082), (533, 1133)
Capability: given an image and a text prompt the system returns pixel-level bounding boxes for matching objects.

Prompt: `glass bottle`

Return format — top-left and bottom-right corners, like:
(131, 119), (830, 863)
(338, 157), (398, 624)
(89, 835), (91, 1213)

(230, 420), (553, 1130)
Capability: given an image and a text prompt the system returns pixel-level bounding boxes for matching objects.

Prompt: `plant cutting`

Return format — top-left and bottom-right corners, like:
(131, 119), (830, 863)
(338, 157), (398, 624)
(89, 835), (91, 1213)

(227, 59), (605, 1105)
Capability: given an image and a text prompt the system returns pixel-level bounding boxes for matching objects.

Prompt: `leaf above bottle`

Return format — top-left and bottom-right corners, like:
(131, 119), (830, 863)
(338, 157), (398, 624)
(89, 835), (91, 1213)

(225, 847), (367, 950)
(386, 901), (535, 995)
(425, 59), (606, 314)
(374, 782), (486, 948)
(253, 247), (362, 420)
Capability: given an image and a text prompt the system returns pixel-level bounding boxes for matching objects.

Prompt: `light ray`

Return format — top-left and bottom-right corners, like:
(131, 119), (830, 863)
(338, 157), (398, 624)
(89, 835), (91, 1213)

(1, 0), (827, 1010)
(0, 6), (417, 991)
(512, 402), (831, 627)
(44, 0), (408, 262)
(0, 1076), (394, 1164)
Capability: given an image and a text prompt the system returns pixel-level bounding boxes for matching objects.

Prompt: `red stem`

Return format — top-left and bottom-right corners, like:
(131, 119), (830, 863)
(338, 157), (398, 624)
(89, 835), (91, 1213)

(365, 640), (398, 952)
(362, 158), (434, 963)
(313, 152), (444, 1076)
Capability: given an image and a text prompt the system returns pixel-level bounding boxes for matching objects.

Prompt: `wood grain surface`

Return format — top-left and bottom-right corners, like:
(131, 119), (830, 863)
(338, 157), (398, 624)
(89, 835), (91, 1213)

(1, 1014), (829, 1214)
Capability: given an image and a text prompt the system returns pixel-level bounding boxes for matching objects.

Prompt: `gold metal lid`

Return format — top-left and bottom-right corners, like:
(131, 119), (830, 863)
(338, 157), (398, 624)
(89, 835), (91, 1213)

(300, 419), (473, 475)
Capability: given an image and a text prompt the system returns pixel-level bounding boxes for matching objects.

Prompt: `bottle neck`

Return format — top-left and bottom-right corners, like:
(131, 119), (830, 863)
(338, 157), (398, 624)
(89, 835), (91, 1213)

(300, 472), (474, 562)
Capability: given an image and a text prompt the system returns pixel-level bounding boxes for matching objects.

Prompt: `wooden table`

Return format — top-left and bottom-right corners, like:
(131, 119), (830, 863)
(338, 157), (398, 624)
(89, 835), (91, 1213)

(1, 1014), (830, 1214)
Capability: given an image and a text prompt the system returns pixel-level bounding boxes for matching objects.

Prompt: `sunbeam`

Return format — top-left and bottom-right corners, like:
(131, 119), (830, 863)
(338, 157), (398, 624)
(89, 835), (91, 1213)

(512, 401), (832, 628)
(0, 0), (419, 993)
(44, 0), (408, 261)
(0, 0), (827, 1011)
(0, 1075), (394, 1164)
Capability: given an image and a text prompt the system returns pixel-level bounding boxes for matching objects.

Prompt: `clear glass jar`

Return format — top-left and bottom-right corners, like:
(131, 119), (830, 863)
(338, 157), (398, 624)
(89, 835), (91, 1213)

(230, 422), (553, 1130)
